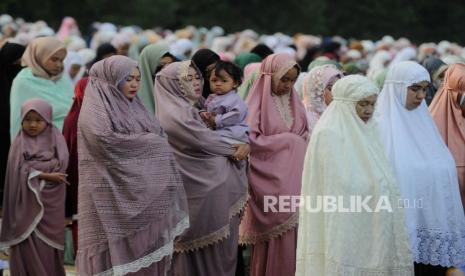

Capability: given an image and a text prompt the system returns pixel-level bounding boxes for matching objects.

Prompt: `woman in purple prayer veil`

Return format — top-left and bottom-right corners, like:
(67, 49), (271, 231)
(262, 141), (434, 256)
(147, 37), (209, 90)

(155, 60), (249, 276)
(76, 55), (189, 275)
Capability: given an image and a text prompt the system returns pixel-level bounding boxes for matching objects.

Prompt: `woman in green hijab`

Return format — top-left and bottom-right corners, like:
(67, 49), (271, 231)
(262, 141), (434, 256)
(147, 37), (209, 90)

(234, 52), (262, 70)
(10, 37), (73, 141)
(138, 42), (177, 114)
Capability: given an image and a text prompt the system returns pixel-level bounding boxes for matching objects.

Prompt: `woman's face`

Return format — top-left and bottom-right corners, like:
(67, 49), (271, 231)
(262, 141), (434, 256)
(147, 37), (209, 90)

(117, 43), (130, 56)
(274, 66), (299, 96)
(43, 49), (66, 76)
(406, 81), (429, 110)
(457, 93), (465, 118)
(185, 66), (202, 100)
(323, 76), (341, 105)
(22, 110), (48, 137)
(160, 56), (175, 67)
(356, 94), (378, 123)
(433, 69), (447, 89)
(120, 67), (141, 101)
(460, 100), (465, 118)
(69, 64), (82, 79)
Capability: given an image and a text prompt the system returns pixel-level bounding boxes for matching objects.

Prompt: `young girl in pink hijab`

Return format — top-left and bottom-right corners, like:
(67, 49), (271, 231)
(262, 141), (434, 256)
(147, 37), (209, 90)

(0, 98), (69, 275)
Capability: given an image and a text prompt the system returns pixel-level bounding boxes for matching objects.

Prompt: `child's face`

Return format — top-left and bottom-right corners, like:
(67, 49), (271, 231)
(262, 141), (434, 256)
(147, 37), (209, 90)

(22, 110), (48, 137)
(209, 69), (238, 95)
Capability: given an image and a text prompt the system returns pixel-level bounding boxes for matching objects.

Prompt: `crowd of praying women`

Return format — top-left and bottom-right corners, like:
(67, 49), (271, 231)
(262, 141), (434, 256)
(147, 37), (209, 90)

(0, 14), (464, 276)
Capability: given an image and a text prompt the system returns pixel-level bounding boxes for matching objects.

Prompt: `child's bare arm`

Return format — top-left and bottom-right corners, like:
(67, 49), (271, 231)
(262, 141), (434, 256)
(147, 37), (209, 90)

(39, 172), (70, 185)
(200, 112), (217, 129)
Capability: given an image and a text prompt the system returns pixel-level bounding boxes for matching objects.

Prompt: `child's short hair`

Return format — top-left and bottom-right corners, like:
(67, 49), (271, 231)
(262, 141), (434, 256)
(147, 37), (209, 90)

(207, 60), (243, 86)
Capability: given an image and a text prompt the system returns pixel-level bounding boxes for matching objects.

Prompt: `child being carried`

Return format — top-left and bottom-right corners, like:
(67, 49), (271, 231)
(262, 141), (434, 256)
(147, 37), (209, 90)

(200, 60), (249, 144)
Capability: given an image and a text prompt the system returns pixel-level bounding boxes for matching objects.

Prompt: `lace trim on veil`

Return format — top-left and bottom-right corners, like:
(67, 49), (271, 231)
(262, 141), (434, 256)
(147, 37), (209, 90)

(96, 216), (189, 276)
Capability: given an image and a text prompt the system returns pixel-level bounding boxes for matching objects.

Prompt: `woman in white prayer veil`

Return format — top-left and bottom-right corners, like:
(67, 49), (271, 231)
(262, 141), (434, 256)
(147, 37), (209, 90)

(296, 75), (414, 276)
(63, 50), (84, 86)
(375, 61), (465, 275)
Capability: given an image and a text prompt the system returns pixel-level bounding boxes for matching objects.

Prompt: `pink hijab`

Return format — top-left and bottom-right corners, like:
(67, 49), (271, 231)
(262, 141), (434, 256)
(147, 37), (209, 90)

(244, 62), (261, 78)
(240, 53), (309, 244)
(0, 98), (69, 251)
(302, 64), (344, 134)
(430, 63), (465, 167)
(57, 17), (80, 41)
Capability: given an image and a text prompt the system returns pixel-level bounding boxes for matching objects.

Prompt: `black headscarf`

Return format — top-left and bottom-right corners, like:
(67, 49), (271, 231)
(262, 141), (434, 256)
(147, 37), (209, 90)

(422, 57), (447, 77)
(0, 42), (26, 206)
(0, 42), (25, 91)
(299, 45), (323, 71)
(191, 48), (220, 98)
(250, 44), (274, 60)
(422, 57), (448, 105)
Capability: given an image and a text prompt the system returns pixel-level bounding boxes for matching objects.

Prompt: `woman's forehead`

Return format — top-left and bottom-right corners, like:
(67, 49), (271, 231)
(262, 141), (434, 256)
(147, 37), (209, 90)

(411, 81), (429, 87)
(187, 66), (199, 75)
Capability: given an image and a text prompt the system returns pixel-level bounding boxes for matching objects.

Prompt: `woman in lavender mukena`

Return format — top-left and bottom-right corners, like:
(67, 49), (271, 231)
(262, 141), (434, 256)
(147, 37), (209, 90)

(76, 55), (189, 275)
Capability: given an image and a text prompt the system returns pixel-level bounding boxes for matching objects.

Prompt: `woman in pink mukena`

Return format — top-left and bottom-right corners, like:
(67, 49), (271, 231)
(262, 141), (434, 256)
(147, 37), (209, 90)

(239, 53), (309, 276)
(0, 98), (69, 275)
(155, 60), (249, 276)
(429, 63), (465, 212)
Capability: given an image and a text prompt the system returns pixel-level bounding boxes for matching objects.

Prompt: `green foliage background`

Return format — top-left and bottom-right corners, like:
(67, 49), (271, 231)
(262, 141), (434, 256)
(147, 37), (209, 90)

(1, 0), (463, 44)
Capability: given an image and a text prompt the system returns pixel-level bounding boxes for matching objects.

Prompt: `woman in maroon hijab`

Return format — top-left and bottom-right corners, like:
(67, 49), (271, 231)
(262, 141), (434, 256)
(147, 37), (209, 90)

(62, 76), (88, 256)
